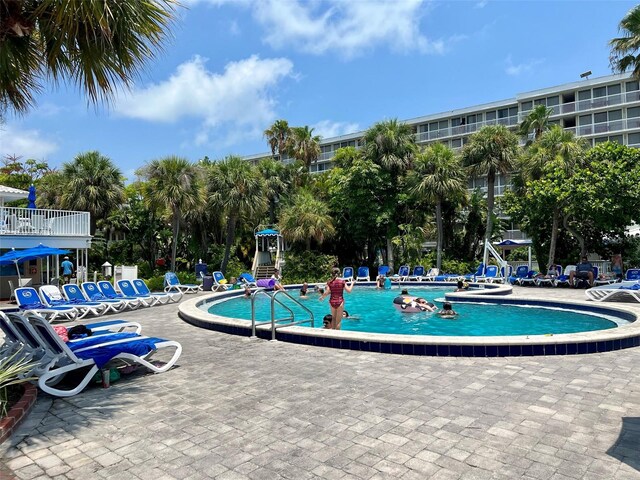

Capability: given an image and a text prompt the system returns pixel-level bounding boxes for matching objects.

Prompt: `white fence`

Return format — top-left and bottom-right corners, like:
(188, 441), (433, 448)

(0, 207), (90, 237)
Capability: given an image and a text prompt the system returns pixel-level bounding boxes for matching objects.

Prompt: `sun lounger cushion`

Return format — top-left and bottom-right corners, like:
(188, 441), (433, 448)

(68, 332), (164, 368)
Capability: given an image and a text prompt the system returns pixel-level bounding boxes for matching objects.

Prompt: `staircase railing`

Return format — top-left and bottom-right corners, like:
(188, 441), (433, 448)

(250, 289), (315, 340)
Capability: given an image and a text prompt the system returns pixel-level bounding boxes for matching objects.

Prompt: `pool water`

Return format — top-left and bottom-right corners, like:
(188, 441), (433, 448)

(205, 287), (620, 336)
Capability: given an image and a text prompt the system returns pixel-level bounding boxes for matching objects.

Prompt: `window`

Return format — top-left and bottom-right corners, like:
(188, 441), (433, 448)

(521, 101), (532, 111)
(347, 141), (355, 147)
(629, 107), (640, 118)
(609, 135), (623, 144)
(594, 112), (607, 124)
(629, 132), (640, 145)
(578, 90), (591, 100)
(321, 145), (332, 153)
(547, 96), (559, 106)
(429, 122), (438, 131)
(509, 107), (518, 117)
(451, 117), (462, 127)
(451, 138), (462, 148)
(593, 87), (606, 98)
(609, 110), (622, 121)
(485, 111), (496, 121)
(608, 84), (621, 95)
(439, 120), (448, 130)
(578, 114), (591, 125)
(627, 81), (640, 92)
(594, 136), (608, 144)
(466, 114), (476, 124)
(498, 108), (509, 118)
(534, 98), (545, 106)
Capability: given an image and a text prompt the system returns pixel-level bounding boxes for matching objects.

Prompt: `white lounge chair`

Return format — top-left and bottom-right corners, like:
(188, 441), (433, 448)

(133, 279), (179, 304)
(212, 271), (230, 291)
(63, 284), (126, 313)
(90, 282), (142, 310)
(15, 287), (78, 322)
(422, 268), (439, 282)
(356, 267), (370, 282)
(408, 266), (425, 281)
(116, 280), (154, 307)
(164, 272), (201, 294)
(342, 267), (354, 282)
(476, 265), (500, 283)
(585, 281), (640, 302)
(40, 285), (106, 319)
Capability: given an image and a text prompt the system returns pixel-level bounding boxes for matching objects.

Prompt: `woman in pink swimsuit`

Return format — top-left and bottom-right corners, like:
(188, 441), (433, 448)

(320, 267), (354, 330)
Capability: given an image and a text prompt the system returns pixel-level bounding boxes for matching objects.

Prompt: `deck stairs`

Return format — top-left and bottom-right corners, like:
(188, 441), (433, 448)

(255, 265), (276, 279)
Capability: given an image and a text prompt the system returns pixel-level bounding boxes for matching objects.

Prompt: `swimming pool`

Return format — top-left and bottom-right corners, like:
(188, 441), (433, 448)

(206, 287), (621, 336)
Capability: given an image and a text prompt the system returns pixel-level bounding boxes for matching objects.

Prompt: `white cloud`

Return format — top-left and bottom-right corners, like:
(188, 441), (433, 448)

(198, 0), (447, 58)
(475, 1), (488, 8)
(116, 55), (294, 146)
(312, 120), (360, 139)
(0, 124), (58, 160)
(505, 55), (544, 76)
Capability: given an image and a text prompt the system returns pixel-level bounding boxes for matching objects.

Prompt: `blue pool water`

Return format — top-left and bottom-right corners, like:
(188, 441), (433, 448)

(205, 287), (620, 336)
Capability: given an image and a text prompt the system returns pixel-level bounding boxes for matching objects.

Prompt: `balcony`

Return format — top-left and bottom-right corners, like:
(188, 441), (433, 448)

(0, 207), (90, 237)
(519, 91), (639, 121)
(415, 115), (519, 143)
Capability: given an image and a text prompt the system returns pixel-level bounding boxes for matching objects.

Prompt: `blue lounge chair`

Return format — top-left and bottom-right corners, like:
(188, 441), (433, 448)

(164, 272), (201, 294)
(509, 265), (535, 286)
(88, 282), (141, 310)
(555, 265), (576, 287)
(239, 272), (258, 287)
(39, 285), (106, 319)
(392, 265), (410, 282)
(116, 280), (155, 307)
(212, 271), (230, 291)
(625, 268), (640, 281)
(356, 267), (370, 282)
(408, 266), (425, 281)
(133, 279), (180, 304)
(63, 284), (126, 313)
(15, 287), (78, 322)
(378, 266), (390, 278)
(476, 265), (499, 283)
(26, 314), (182, 397)
(536, 265), (562, 287)
(342, 267), (354, 282)
(464, 263), (485, 282)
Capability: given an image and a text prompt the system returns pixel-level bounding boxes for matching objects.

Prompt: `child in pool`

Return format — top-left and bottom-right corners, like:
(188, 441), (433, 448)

(438, 302), (458, 316)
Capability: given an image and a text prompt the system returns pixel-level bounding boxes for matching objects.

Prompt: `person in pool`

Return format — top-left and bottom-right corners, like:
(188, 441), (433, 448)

(455, 280), (469, 292)
(323, 314), (333, 329)
(415, 298), (437, 312)
(438, 302), (458, 316)
(243, 286), (252, 298)
(300, 282), (309, 298)
(319, 267), (354, 330)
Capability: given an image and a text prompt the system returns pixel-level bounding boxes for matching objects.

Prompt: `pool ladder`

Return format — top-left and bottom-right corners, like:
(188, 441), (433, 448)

(250, 289), (315, 340)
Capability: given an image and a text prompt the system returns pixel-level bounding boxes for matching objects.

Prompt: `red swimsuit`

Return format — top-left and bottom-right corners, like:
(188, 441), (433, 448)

(328, 278), (346, 308)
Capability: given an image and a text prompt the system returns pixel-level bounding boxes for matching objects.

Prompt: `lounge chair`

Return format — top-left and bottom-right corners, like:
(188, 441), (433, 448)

(408, 266), (425, 281)
(211, 271), (230, 291)
(238, 272), (258, 287)
(85, 282), (141, 310)
(116, 280), (154, 307)
(164, 272), (201, 294)
(133, 279), (180, 304)
(464, 264), (485, 282)
(26, 314), (182, 397)
(0, 312), (56, 377)
(356, 267), (370, 282)
(341, 267), (354, 282)
(536, 265), (562, 287)
(476, 265), (499, 283)
(15, 287), (78, 322)
(625, 268), (640, 281)
(555, 265), (576, 287)
(509, 265), (535, 286)
(585, 281), (640, 302)
(63, 284), (126, 313)
(39, 285), (106, 319)
(422, 268), (438, 282)
(392, 265), (410, 282)
(97, 281), (147, 307)
(378, 266), (390, 278)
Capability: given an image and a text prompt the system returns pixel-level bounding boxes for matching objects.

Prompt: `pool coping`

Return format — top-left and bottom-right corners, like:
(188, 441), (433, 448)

(178, 282), (640, 356)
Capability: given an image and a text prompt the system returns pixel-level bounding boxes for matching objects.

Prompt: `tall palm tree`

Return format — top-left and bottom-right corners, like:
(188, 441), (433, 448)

(462, 125), (520, 249)
(0, 0), (178, 115)
(610, 5), (640, 78)
(139, 156), (204, 272)
(279, 190), (335, 251)
(522, 125), (588, 265)
(61, 151), (125, 236)
(519, 104), (553, 143)
(411, 143), (466, 270)
(208, 156), (266, 274)
(287, 126), (321, 169)
(263, 120), (291, 159)
(258, 157), (290, 223)
(363, 119), (417, 174)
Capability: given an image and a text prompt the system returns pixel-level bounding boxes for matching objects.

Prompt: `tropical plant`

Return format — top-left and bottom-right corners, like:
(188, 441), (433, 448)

(610, 4), (640, 78)
(61, 151), (125, 236)
(263, 119), (292, 159)
(462, 125), (520, 244)
(0, 348), (36, 416)
(139, 156), (204, 272)
(410, 143), (466, 270)
(0, 0), (179, 115)
(287, 126), (321, 169)
(363, 118), (416, 174)
(207, 155), (266, 274)
(518, 104), (553, 143)
(258, 157), (290, 223)
(279, 189), (335, 251)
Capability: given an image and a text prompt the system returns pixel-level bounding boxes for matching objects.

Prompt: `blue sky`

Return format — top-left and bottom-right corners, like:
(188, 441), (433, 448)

(1, 0), (636, 180)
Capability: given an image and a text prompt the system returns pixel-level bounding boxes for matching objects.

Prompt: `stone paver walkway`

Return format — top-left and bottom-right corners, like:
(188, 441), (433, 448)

(1, 287), (640, 479)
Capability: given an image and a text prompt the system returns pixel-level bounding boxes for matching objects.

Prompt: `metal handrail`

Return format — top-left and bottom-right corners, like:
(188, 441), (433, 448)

(250, 288), (315, 339)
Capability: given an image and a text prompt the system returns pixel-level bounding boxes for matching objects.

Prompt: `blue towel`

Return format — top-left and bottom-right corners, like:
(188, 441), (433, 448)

(68, 332), (163, 368)
(621, 283), (640, 290)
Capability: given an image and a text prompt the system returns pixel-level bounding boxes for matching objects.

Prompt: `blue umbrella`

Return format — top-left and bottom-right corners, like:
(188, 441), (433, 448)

(0, 244), (70, 282)
(27, 184), (36, 209)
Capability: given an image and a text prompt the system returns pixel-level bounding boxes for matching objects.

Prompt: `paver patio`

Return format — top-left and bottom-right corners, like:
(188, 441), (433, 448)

(1, 286), (640, 479)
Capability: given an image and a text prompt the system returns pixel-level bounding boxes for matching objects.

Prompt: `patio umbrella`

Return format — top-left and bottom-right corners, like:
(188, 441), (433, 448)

(27, 184), (36, 209)
(0, 244), (70, 283)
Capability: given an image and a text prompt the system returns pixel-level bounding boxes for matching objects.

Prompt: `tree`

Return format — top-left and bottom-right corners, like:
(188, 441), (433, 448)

(287, 126), (321, 169)
(519, 104), (553, 143)
(462, 125), (520, 248)
(610, 4), (640, 78)
(258, 157), (290, 224)
(139, 156), (203, 272)
(208, 156), (266, 274)
(263, 120), (291, 159)
(0, 0), (179, 115)
(410, 143), (466, 270)
(279, 190), (335, 251)
(61, 151), (125, 236)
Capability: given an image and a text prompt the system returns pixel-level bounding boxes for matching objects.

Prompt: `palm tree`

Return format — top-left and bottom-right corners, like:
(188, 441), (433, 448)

(519, 104), (553, 143)
(287, 126), (321, 169)
(610, 5), (640, 78)
(462, 125), (520, 248)
(61, 151), (125, 236)
(363, 119), (417, 174)
(279, 190), (335, 251)
(208, 156), (266, 274)
(411, 143), (466, 270)
(0, 0), (178, 115)
(522, 125), (588, 265)
(263, 120), (291, 159)
(139, 156), (204, 272)
(258, 158), (290, 223)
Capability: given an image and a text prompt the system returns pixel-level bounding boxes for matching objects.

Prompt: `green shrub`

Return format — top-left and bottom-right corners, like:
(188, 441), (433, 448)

(418, 252), (474, 275)
(145, 275), (165, 292)
(283, 251), (338, 284)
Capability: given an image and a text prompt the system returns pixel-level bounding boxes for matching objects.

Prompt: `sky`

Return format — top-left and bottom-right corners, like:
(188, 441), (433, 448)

(1, 0), (637, 181)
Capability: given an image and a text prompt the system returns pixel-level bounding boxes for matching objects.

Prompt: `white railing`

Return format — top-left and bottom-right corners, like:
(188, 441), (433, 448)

(415, 115), (519, 143)
(0, 207), (90, 237)
(519, 90), (640, 121)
